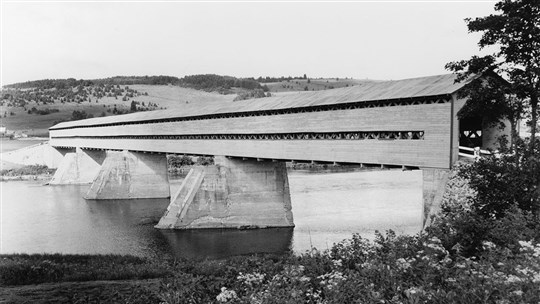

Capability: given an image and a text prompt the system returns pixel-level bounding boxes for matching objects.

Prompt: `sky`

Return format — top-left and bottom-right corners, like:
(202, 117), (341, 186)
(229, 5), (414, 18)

(0, 0), (497, 85)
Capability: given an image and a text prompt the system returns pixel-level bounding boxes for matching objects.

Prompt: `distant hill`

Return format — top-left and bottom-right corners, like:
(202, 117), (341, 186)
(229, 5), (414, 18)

(4, 74), (266, 93)
(1, 74), (376, 136)
(265, 78), (378, 93)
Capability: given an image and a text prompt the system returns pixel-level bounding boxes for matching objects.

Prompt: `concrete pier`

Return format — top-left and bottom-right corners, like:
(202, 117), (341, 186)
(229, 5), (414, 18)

(49, 148), (105, 184)
(421, 168), (450, 227)
(155, 156), (294, 229)
(84, 150), (170, 200)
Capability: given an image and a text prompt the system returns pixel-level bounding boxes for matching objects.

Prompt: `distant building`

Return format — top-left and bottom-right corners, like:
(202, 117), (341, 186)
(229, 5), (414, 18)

(0, 125), (6, 135)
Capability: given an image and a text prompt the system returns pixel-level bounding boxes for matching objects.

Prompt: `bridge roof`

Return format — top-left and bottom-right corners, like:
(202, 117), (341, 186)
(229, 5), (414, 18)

(50, 73), (471, 129)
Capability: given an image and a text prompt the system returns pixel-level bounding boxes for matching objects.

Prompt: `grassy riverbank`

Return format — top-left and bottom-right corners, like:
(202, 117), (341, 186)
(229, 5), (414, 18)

(2, 228), (540, 304)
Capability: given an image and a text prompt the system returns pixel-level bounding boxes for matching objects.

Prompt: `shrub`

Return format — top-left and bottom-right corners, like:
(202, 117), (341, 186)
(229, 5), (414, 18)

(196, 156), (214, 166)
(168, 155), (194, 168)
(1, 164), (55, 176)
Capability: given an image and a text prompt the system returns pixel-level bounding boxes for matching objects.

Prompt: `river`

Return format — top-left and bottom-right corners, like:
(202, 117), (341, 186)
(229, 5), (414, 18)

(0, 169), (422, 259)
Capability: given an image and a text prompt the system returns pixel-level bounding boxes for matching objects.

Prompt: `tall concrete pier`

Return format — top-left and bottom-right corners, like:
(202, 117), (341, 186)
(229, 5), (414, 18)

(155, 156), (294, 229)
(421, 168), (451, 227)
(49, 148), (105, 185)
(84, 150), (170, 200)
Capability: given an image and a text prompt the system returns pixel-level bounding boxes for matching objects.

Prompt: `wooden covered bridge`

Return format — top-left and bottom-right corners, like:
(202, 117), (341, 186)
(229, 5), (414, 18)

(47, 73), (508, 229)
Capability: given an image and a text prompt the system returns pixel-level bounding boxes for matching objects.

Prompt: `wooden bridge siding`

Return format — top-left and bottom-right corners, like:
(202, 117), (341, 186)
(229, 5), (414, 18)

(48, 138), (447, 168)
(49, 136), (450, 168)
(49, 101), (456, 169)
(50, 103), (450, 137)
(451, 96), (467, 166)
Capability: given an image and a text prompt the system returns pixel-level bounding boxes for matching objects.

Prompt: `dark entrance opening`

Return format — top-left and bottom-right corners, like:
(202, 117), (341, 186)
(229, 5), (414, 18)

(459, 117), (482, 148)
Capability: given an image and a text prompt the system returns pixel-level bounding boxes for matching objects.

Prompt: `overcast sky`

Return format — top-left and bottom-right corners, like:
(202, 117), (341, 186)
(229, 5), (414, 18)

(1, 1), (496, 85)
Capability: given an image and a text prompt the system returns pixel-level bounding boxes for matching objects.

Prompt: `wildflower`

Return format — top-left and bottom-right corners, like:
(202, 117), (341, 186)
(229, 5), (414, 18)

(505, 275), (522, 284)
(332, 259), (343, 268)
(396, 258), (411, 271)
(482, 241), (496, 250)
(455, 263), (466, 269)
(406, 287), (423, 297)
(511, 290), (523, 297)
(532, 272), (540, 283)
(441, 255), (452, 265)
(237, 272), (265, 287)
(318, 271), (347, 290)
(216, 287), (238, 303)
(518, 240), (534, 252)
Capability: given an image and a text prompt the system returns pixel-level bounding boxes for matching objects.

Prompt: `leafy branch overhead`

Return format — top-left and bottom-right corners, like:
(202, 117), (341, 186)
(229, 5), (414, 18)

(446, 0), (540, 154)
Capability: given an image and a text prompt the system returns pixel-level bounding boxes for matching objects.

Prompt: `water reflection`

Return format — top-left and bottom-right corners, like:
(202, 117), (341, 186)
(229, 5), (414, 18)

(84, 198), (170, 226)
(159, 228), (294, 259)
(1, 170), (422, 259)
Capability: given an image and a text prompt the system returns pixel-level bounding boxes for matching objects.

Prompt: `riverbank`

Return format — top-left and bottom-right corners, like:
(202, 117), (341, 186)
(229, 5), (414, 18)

(0, 164), (55, 181)
(2, 228), (540, 304)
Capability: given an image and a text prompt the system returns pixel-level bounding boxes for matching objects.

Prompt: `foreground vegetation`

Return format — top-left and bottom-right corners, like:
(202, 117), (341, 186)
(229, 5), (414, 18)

(2, 146), (540, 303)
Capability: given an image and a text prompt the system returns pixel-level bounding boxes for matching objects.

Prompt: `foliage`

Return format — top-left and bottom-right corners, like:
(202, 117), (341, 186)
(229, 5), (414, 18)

(427, 142), (540, 256)
(461, 154), (540, 218)
(233, 89), (271, 101)
(27, 107), (60, 115)
(153, 232), (540, 304)
(446, 0), (540, 153)
(71, 110), (93, 121)
(0, 254), (171, 286)
(168, 155), (195, 168)
(255, 75), (306, 83)
(180, 74), (263, 92)
(196, 156), (214, 166)
(0, 165), (55, 177)
(4, 76), (181, 88)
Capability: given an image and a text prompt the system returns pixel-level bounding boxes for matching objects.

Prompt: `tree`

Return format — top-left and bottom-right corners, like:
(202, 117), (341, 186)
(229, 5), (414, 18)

(446, 0), (540, 155)
(130, 100), (137, 112)
(71, 110), (87, 121)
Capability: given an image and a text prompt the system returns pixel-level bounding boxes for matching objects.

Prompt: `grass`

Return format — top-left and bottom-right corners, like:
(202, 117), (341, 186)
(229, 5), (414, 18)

(264, 78), (378, 93)
(0, 253), (172, 286)
(0, 85), (236, 134)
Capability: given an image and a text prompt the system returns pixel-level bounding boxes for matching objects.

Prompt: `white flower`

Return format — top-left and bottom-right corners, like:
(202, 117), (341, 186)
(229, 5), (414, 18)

(216, 287), (238, 303)
(237, 272), (265, 287)
(518, 240), (534, 252)
(482, 241), (496, 250)
(332, 259), (343, 268)
(396, 258), (412, 271)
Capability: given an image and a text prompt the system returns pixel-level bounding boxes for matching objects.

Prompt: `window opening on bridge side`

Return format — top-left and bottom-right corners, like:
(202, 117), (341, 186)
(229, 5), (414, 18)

(54, 131), (426, 141)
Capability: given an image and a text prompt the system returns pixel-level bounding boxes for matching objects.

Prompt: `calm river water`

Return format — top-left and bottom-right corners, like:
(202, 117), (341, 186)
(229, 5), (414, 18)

(0, 170), (422, 259)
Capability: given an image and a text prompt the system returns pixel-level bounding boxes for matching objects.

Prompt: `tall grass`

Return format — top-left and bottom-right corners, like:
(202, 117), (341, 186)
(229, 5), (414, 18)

(0, 253), (171, 286)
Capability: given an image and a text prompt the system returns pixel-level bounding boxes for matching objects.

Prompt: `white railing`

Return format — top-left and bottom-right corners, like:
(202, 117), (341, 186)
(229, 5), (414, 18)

(458, 146), (493, 159)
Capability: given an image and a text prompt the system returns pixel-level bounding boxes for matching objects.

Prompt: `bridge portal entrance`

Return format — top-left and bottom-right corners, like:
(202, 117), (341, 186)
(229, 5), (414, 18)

(459, 117), (483, 148)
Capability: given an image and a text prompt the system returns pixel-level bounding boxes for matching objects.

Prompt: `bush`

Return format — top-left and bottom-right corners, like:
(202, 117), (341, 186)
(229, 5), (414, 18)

(0, 164), (55, 176)
(168, 155), (194, 168)
(196, 156), (214, 166)
(0, 254), (170, 286)
(233, 89), (269, 101)
(426, 138), (540, 256)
